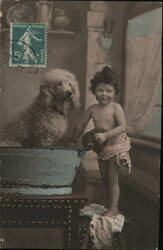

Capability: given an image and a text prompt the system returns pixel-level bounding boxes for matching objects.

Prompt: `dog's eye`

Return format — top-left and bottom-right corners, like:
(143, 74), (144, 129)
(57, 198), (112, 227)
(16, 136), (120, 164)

(57, 81), (62, 87)
(69, 83), (71, 86)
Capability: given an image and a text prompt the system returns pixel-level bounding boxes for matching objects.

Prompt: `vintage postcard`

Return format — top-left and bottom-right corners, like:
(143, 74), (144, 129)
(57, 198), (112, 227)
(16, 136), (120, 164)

(0, 1), (161, 249)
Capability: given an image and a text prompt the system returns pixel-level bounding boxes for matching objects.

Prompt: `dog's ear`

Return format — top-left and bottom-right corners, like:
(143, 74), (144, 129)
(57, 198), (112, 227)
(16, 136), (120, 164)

(71, 80), (81, 110)
(39, 83), (53, 107)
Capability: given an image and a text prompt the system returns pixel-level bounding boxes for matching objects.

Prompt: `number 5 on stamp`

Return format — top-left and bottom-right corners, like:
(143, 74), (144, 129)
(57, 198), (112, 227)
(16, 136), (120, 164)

(9, 23), (47, 67)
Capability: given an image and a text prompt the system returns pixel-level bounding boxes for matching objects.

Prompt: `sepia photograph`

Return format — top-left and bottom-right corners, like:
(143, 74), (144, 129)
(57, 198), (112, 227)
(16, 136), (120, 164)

(0, 1), (161, 249)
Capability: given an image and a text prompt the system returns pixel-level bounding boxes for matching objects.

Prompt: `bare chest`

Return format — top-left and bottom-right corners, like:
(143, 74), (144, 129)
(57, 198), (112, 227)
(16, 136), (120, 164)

(91, 107), (115, 129)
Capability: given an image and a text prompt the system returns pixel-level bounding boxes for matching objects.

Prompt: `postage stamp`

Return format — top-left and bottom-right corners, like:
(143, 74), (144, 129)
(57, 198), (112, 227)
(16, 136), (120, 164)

(9, 23), (47, 67)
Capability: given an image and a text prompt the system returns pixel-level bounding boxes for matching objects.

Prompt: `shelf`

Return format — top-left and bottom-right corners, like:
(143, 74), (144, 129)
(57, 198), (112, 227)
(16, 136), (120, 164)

(48, 30), (76, 35)
(49, 29), (74, 34)
(1, 28), (78, 36)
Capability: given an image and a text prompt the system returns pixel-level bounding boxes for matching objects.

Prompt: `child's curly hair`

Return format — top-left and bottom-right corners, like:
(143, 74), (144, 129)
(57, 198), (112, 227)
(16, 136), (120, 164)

(89, 66), (120, 95)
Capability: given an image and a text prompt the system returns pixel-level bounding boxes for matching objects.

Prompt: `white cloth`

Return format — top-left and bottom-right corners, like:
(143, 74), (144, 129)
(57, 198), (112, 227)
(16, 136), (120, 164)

(80, 203), (108, 217)
(80, 204), (125, 249)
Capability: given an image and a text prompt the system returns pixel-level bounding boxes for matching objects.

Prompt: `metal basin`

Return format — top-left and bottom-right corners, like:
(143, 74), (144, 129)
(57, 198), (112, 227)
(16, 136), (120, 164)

(0, 147), (85, 195)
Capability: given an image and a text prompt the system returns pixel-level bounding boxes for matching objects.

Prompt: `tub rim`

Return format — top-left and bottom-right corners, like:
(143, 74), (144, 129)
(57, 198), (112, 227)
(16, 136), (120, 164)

(0, 146), (85, 150)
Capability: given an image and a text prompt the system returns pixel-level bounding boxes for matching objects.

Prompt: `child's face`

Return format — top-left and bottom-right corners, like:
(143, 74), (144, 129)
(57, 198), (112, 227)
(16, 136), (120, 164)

(94, 83), (115, 105)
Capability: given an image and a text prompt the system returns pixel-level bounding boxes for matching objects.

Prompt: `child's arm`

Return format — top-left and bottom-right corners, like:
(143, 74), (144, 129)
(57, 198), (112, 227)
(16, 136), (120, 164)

(70, 107), (92, 144)
(95, 104), (126, 143)
(106, 103), (126, 138)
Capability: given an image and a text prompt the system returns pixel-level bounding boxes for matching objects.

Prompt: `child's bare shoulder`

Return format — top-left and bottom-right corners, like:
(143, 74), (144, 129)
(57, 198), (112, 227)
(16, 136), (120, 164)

(113, 102), (122, 108)
(112, 102), (123, 111)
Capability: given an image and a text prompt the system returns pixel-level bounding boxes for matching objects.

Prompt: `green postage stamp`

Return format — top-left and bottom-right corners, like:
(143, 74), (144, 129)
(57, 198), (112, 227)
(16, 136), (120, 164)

(9, 23), (47, 67)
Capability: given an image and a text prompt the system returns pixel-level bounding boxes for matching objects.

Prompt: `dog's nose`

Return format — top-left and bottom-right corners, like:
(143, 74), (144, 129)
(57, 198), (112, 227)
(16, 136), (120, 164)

(66, 91), (72, 97)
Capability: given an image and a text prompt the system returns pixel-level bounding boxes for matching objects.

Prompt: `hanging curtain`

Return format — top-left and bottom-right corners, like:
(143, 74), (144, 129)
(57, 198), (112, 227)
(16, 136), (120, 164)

(124, 31), (161, 136)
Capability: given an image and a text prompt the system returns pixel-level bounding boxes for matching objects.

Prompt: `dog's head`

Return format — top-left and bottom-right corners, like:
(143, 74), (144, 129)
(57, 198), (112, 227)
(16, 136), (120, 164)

(39, 68), (81, 112)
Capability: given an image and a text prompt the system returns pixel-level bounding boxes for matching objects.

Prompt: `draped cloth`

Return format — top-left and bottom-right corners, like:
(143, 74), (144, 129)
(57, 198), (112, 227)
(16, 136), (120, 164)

(97, 133), (132, 173)
(124, 32), (161, 135)
(80, 203), (125, 249)
(89, 214), (125, 249)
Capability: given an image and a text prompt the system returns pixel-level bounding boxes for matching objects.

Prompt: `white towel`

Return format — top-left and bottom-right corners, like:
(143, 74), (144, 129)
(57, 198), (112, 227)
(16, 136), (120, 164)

(80, 203), (125, 249)
(90, 214), (125, 249)
(80, 203), (108, 217)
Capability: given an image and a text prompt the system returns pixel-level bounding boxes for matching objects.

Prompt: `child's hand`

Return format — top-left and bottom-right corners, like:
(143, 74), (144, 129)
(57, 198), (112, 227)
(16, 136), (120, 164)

(94, 133), (106, 144)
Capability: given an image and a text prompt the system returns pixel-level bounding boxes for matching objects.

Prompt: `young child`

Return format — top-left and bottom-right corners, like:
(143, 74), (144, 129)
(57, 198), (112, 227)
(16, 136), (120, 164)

(70, 66), (131, 217)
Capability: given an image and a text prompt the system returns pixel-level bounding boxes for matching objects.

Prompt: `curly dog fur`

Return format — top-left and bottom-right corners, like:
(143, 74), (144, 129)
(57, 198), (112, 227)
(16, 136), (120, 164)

(0, 68), (80, 147)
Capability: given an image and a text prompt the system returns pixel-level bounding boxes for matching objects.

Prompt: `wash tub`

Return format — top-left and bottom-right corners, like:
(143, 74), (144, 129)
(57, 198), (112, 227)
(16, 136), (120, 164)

(0, 147), (85, 195)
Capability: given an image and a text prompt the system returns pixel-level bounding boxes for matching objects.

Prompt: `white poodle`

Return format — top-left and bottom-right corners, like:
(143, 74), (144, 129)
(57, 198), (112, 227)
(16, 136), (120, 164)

(0, 68), (80, 147)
